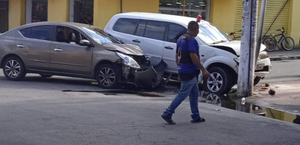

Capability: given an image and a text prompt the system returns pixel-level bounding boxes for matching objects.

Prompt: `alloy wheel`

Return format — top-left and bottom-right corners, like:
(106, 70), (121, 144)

(98, 67), (116, 87)
(207, 72), (223, 92)
(5, 60), (21, 78)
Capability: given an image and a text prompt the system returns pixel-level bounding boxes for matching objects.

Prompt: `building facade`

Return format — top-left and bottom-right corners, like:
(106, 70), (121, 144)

(0, 0), (299, 46)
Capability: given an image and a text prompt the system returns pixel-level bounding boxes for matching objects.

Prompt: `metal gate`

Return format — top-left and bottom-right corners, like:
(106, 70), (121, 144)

(234, 0), (290, 38)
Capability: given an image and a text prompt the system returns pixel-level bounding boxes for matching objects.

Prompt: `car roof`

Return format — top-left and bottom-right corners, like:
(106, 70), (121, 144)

(22, 22), (93, 28)
(113, 12), (209, 26)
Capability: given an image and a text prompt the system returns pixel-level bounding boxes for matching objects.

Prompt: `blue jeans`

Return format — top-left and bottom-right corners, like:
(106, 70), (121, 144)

(163, 77), (200, 120)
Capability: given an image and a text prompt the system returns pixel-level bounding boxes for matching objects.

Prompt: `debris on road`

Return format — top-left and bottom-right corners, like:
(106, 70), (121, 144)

(265, 83), (270, 87)
(268, 89), (276, 96)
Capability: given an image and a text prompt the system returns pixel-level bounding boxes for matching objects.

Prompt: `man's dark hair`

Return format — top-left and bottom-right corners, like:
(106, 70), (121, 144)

(188, 21), (199, 31)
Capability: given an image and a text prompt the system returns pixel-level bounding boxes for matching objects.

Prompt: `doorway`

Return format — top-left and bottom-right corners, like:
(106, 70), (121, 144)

(0, 1), (8, 33)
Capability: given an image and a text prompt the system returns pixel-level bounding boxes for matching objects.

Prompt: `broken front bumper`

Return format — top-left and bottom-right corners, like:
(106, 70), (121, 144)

(116, 58), (167, 89)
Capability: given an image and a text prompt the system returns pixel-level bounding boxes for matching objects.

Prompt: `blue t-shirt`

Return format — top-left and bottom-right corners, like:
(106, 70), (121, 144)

(176, 33), (200, 81)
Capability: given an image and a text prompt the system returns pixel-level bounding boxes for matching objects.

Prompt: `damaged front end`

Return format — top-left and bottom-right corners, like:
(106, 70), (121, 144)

(115, 54), (167, 89)
(104, 43), (167, 89)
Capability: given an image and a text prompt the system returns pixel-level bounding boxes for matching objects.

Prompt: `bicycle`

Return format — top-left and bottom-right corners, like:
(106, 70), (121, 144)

(229, 30), (241, 40)
(262, 27), (295, 52)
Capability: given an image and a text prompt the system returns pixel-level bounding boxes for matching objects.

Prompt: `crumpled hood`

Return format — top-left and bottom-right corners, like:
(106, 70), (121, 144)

(210, 40), (266, 56)
(103, 43), (144, 56)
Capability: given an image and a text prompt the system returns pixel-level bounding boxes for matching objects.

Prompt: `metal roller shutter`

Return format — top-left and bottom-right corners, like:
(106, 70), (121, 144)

(234, 0), (290, 39)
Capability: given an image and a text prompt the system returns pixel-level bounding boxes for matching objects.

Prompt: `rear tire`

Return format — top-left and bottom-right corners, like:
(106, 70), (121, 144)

(203, 67), (233, 94)
(96, 64), (119, 89)
(3, 57), (26, 81)
(263, 38), (276, 52)
(281, 37), (294, 51)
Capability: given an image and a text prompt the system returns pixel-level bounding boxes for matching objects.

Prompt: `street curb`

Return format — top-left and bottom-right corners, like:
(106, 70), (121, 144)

(270, 55), (300, 61)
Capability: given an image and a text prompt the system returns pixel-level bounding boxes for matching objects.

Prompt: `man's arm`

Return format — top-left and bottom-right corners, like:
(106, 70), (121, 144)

(190, 53), (210, 78)
(190, 53), (205, 71)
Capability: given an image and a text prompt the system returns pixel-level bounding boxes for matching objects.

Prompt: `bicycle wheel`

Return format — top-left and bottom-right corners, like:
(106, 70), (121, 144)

(263, 38), (276, 52)
(281, 37), (294, 51)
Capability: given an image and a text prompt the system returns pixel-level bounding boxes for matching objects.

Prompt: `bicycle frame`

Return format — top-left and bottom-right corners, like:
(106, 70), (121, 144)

(273, 33), (286, 43)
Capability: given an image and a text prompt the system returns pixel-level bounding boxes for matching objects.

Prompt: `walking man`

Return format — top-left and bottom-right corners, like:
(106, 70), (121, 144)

(161, 21), (210, 125)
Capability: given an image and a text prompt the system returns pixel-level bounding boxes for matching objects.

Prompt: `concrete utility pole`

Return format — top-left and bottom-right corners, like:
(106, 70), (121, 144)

(237, 0), (258, 97)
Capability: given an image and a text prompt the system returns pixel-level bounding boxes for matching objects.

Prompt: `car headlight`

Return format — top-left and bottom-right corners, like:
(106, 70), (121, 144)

(116, 52), (140, 69)
(258, 51), (269, 60)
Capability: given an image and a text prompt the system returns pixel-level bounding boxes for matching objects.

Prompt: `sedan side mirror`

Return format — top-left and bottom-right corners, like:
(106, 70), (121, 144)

(79, 39), (94, 47)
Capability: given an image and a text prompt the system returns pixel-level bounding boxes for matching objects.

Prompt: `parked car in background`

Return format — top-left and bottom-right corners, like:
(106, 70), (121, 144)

(105, 12), (271, 94)
(0, 22), (161, 89)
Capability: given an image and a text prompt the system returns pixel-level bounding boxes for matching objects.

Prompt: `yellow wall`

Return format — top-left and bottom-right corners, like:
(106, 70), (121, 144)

(93, 0), (120, 29)
(210, 0), (236, 34)
(6, 0), (25, 30)
(122, 0), (159, 13)
(93, 0), (159, 29)
(289, 0), (300, 47)
(48, 0), (69, 22)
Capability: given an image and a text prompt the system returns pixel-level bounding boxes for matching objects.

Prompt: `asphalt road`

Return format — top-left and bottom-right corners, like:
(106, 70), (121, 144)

(261, 59), (300, 83)
(0, 71), (300, 145)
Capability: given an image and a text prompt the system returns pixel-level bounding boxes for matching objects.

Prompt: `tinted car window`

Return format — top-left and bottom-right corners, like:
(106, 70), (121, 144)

(168, 24), (186, 43)
(20, 28), (31, 38)
(113, 18), (138, 34)
(55, 26), (85, 44)
(135, 20), (146, 36)
(20, 26), (52, 41)
(144, 21), (166, 41)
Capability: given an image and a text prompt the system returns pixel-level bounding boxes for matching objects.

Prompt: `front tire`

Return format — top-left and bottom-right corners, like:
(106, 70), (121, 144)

(281, 37), (294, 51)
(203, 67), (233, 94)
(3, 57), (26, 81)
(96, 64), (119, 89)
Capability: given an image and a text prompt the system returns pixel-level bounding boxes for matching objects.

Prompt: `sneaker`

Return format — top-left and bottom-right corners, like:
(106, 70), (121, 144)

(191, 117), (206, 123)
(161, 115), (176, 125)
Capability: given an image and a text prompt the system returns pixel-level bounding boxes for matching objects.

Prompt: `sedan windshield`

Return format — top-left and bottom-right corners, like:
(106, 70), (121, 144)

(82, 27), (122, 44)
(198, 23), (231, 44)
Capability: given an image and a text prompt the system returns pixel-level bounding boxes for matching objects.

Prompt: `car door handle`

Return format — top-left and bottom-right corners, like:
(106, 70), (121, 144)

(17, 44), (25, 48)
(201, 55), (205, 57)
(132, 39), (140, 43)
(165, 46), (174, 50)
(54, 48), (63, 52)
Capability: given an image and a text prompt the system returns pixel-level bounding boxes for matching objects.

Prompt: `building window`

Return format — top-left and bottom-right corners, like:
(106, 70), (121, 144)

(26, 0), (48, 23)
(0, 1), (8, 32)
(70, 0), (94, 25)
(159, 0), (210, 21)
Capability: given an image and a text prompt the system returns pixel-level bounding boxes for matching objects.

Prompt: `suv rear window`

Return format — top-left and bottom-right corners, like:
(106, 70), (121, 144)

(113, 18), (138, 34)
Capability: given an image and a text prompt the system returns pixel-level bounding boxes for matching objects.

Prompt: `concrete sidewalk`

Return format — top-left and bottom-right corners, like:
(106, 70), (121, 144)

(268, 48), (300, 61)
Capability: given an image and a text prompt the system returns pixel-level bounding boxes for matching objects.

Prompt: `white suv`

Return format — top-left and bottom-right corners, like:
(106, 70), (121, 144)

(105, 12), (271, 94)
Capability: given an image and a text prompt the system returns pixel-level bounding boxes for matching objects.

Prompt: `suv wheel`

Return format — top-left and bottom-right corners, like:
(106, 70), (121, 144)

(3, 57), (26, 81)
(96, 64), (119, 89)
(204, 67), (233, 94)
